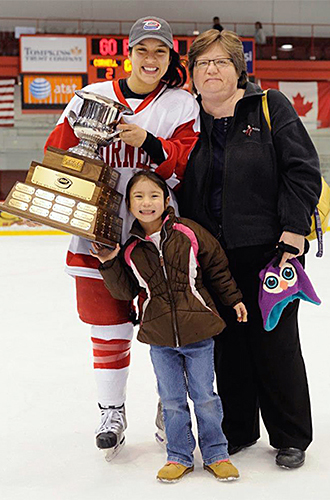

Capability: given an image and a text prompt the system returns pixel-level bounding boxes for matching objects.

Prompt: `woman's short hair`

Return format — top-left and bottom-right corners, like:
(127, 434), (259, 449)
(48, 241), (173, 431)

(125, 170), (170, 208)
(188, 29), (247, 93)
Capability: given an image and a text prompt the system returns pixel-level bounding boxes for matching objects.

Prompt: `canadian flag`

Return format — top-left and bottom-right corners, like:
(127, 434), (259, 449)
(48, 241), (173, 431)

(260, 80), (330, 129)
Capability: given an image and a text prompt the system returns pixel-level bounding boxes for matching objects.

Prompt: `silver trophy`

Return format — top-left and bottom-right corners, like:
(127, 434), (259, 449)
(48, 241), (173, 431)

(2, 91), (133, 247)
(67, 91), (134, 160)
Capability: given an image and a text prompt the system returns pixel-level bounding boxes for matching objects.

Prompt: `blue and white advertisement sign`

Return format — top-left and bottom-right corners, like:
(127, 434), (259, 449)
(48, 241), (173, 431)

(242, 39), (255, 75)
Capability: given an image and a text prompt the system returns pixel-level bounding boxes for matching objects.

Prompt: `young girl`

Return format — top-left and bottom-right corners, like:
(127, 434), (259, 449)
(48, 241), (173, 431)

(91, 170), (247, 482)
(44, 17), (200, 458)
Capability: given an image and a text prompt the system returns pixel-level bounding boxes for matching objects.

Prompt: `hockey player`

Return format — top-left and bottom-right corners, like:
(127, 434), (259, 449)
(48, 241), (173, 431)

(44, 16), (200, 460)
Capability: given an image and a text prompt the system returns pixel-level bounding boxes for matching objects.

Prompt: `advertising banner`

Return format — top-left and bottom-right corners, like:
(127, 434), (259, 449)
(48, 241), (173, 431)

(242, 39), (255, 75)
(20, 36), (87, 73)
(21, 74), (87, 110)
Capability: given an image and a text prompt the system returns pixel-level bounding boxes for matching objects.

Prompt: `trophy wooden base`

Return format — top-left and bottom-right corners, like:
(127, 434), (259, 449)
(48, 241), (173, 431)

(43, 146), (120, 188)
(1, 146), (123, 248)
(3, 181), (122, 247)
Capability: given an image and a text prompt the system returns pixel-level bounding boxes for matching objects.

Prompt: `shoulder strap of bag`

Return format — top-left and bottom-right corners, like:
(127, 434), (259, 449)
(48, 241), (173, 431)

(261, 87), (328, 257)
(262, 89), (271, 131)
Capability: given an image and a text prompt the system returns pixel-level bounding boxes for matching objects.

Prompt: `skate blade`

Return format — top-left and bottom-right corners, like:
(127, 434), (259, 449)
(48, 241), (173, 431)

(103, 436), (125, 462)
(155, 430), (167, 448)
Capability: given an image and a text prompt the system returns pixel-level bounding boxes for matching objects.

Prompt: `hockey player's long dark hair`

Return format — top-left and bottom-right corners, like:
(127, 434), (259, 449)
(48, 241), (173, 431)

(161, 49), (187, 88)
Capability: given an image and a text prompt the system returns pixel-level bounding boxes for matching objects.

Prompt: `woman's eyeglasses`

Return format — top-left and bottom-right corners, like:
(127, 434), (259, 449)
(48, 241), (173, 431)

(194, 58), (233, 70)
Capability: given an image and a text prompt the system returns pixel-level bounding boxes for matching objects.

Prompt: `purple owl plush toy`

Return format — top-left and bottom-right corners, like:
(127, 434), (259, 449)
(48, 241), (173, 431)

(259, 257), (321, 331)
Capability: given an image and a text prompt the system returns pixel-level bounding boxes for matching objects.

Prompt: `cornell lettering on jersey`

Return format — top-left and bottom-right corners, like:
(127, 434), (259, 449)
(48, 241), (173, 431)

(102, 141), (151, 169)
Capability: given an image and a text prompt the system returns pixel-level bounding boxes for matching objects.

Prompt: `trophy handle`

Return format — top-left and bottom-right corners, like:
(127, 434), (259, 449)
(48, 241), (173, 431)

(68, 110), (77, 128)
(108, 129), (122, 139)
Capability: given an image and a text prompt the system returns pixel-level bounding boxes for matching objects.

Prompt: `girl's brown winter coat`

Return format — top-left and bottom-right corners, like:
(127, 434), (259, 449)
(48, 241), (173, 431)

(99, 207), (243, 347)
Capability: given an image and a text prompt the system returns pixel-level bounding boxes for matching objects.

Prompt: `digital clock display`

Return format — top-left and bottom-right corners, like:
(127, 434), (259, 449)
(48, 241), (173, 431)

(91, 37), (187, 56)
(92, 38), (130, 56)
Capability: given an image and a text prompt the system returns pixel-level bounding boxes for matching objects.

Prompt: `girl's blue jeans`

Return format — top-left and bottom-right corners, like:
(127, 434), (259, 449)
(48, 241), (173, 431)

(150, 338), (229, 467)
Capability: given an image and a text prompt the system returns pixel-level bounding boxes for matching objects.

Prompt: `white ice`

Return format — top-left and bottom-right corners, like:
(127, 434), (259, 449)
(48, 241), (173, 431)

(0, 234), (329, 500)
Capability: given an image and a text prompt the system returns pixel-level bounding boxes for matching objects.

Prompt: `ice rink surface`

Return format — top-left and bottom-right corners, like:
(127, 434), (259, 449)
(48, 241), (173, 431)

(0, 234), (329, 500)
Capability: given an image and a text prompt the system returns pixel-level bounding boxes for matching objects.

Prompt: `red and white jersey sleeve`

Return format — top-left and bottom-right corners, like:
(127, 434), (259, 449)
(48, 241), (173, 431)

(44, 81), (200, 279)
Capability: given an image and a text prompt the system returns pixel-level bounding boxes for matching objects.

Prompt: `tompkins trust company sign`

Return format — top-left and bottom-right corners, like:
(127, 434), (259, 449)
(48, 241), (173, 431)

(20, 36), (87, 73)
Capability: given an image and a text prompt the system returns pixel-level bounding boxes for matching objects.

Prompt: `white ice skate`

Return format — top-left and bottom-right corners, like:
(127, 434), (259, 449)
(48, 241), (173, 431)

(96, 404), (127, 462)
(155, 399), (167, 448)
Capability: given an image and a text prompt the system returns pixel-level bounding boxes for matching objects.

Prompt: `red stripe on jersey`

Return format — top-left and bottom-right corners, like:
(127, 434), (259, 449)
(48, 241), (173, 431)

(156, 119), (199, 182)
(113, 80), (165, 114)
(44, 117), (79, 153)
(113, 80), (130, 107)
(134, 83), (165, 113)
(92, 338), (131, 369)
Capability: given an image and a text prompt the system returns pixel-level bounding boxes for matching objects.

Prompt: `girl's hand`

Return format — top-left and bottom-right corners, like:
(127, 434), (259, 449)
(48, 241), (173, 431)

(15, 218), (43, 227)
(0, 205), (42, 227)
(233, 302), (248, 323)
(89, 242), (120, 263)
(117, 122), (147, 147)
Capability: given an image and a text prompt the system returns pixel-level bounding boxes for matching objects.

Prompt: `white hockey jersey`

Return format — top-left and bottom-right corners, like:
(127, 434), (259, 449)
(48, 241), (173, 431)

(44, 80), (200, 278)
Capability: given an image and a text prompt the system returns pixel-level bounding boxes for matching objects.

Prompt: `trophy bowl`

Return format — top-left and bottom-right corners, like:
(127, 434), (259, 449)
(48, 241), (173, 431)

(68, 91), (134, 160)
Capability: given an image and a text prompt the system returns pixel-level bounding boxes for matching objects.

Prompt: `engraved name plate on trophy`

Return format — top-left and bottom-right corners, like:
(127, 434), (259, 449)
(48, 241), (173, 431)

(2, 92), (133, 247)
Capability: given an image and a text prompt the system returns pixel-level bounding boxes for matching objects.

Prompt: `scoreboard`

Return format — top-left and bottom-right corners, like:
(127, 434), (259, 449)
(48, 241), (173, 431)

(87, 36), (189, 82)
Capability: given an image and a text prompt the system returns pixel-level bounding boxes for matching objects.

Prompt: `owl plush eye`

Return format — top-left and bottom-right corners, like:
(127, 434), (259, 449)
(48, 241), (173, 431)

(263, 272), (282, 293)
(265, 275), (279, 290)
(280, 263), (297, 287)
(280, 264), (296, 282)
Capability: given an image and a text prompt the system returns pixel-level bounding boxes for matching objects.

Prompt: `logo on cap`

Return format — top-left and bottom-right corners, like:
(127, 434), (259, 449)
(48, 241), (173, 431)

(143, 19), (161, 31)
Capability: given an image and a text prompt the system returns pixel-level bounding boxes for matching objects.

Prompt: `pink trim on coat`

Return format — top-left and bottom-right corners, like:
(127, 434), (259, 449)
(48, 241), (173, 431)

(173, 223), (200, 266)
(124, 240), (139, 266)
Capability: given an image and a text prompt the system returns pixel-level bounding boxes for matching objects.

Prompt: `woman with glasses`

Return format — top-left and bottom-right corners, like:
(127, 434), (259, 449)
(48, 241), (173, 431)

(178, 29), (321, 469)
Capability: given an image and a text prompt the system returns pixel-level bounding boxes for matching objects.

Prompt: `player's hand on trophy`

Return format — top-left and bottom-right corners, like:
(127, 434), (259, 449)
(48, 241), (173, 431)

(90, 242), (121, 263)
(117, 121), (147, 147)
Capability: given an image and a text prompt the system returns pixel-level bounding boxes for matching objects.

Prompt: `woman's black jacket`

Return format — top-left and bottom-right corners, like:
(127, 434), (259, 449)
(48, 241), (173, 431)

(178, 82), (322, 249)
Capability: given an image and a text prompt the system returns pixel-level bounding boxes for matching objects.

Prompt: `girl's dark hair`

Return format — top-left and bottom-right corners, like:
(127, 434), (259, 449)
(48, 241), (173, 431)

(129, 47), (187, 88)
(125, 170), (170, 208)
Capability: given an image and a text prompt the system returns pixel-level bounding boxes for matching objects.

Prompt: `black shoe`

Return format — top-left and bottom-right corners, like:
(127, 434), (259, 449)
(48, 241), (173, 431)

(228, 440), (257, 455)
(275, 448), (305, 469)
